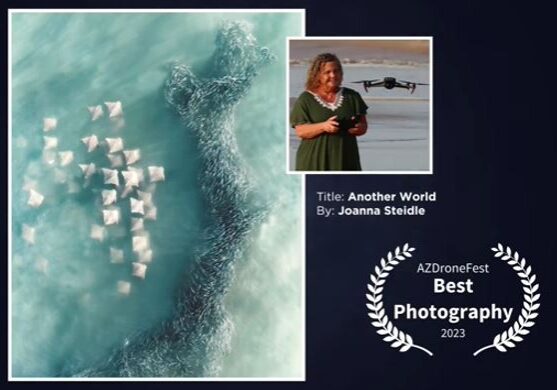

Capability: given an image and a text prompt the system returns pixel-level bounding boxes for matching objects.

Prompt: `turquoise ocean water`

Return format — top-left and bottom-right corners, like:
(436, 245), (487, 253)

(11, 12), (303, 377)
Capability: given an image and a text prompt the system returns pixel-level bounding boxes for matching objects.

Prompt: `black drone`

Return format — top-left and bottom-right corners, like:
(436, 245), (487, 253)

(352, 77), (429, 94)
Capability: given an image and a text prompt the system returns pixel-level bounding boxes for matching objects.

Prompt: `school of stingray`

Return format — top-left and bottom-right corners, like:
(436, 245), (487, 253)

(24, 101), (165, 293)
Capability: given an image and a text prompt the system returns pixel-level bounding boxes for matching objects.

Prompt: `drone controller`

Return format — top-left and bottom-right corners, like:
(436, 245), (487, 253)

(338, 115), (361, 131)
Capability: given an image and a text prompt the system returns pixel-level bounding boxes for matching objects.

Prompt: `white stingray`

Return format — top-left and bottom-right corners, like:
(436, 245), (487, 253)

(131, 262), (147, 279)
(36, 258), (49, 274)
(88, 105), (103, 121)
(53, 168), (67, 184)
(122, 170), (139, 188)
(102, 189), (117, 206)
(107, 153), (124, 168)
(130, 198), (144, 215)
(22, 178), (38, 193)
(120, 186), (135, 199)
(128, 166), (145, 183)
(110, 247), (124, 264)
(102, 168), (119, 186)
(22, 224), (35, 245)
(43, 136), (58, 150)
(42, 150), (57, 166)
(105, 101), (123, 118)
(137, 190), (153, 207)
(138, 249), (153, 264)
(148, 166), (165, 182)
(105, 137), (124, 153)
(132, 235), (149, 253)
(90, 224), (106, 242)
(81, 135), (99, 152)
(103, 208), (120, 225)
(130, 217), (144, 232)
(43, 117), (57, 132)
(123, 149), (141, 165)
(117, 280), (131, 295)
(79, 163), (96, 180)
(58, 151), (74, 167)
(144, 206), (157, 221)
(27, 189), (44, 208)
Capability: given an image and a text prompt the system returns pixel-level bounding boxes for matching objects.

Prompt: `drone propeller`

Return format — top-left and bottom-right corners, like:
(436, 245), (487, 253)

(399, 79), (429, 85)
(352, 79), (381, 84)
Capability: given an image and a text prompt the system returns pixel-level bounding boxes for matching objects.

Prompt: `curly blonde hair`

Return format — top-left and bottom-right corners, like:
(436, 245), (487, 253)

(305, 53), (343, 91)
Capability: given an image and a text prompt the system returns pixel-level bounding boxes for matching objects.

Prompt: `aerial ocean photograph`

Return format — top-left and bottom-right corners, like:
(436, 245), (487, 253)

(10, 10), (304, 379)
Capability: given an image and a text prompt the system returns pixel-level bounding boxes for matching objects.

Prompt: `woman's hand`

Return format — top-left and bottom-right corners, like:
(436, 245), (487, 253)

(348, 115), (368, 136)
(295, 115), (339, 139)
(322, 115), (339, 134)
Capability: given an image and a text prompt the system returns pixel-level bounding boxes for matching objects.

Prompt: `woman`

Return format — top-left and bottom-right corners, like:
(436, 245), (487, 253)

(291, 53), (368, 171)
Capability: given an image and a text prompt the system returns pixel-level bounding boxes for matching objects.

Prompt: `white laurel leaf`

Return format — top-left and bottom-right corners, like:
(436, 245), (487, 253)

(524, 322), (535, 327)
(491, 247), (498, 252)
(495, 344), (507, 352)
(381, 316), (388, 326)
(512, 335), (524, 342)
(399, 330), (406, 341)
(400, 344), (411, 352)
(526, 265), (531, 276)
(376, 301), (383, 311)
(494, 251), (503, 258)
(370, 275), (378, 285)
(368, 313), (378, 319)
(503, 340), (515, 348)
(387, 252), (392, 261)
(372, 321), (383, 328)
(365, 294), (374, 302)
(530, 303), (540, 311)
(532, 293), (540, 302)
(393, 327), (399, 338)
(501, 330), (508, 341)
(518, 328), (530, 335)
(519, 315), (525, 326)
(520, 279), (529, 286)
(383, 335), (395, 342)
(366, 303), (376, 311)
(396, 255), (405, 260)
(493, 334), (501, 345)
(381, 258), (386, 268)
(408, 247), (415, 252)
(375, 287), (384, 295)
(513, 322), (519, 333)
(405, 252), (413, 258)
(375, 266), (381, 276)
(497, 243), (503, 251)
(395, 246), (400, 256)
(529, 274), (536, 284)
(523, 286), (531, 294)
(529, 312), (539, 319)
(379, 272), (389, 278)
(520, 258), (526, 268)
(531, 284), (539, 293)
(367, 284), (376, 294)
(518, 273), (526, 278)
(376, 294), (383, 302)
(403, 243), (409, 251)
(384, 266), (394, 271)
(387, 321), (393, 332)
(378, 309), (385, 318)
(376, 279), (386, 286)
(390, 260), (400, 265)
(513, 252), (519, 261)
(503, 255), (511, 260)
(506, 246), (511, 256)
(391, 340), (403, 348)
(406, 333), (413, 345)
(377, 329), (388, 335)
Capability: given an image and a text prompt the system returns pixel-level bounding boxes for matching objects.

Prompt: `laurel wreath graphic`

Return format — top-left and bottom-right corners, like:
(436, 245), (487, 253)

(366, 243), (434, 356)
(472, 244), (540, 356)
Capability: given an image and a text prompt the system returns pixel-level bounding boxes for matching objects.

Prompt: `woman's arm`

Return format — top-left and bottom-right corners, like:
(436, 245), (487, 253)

(295, 115), (339, 140)
(348, 115), (368, 136)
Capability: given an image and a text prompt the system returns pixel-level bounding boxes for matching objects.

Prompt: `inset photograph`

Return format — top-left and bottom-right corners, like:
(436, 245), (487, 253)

(287, 37), (432, 173)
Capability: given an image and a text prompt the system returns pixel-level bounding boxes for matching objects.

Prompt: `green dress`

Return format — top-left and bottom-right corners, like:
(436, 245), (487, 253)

(290, 87), (368, 171)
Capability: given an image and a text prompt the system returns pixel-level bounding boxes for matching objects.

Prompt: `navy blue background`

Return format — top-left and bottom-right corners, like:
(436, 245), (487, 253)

(4, 0), (556, 388)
